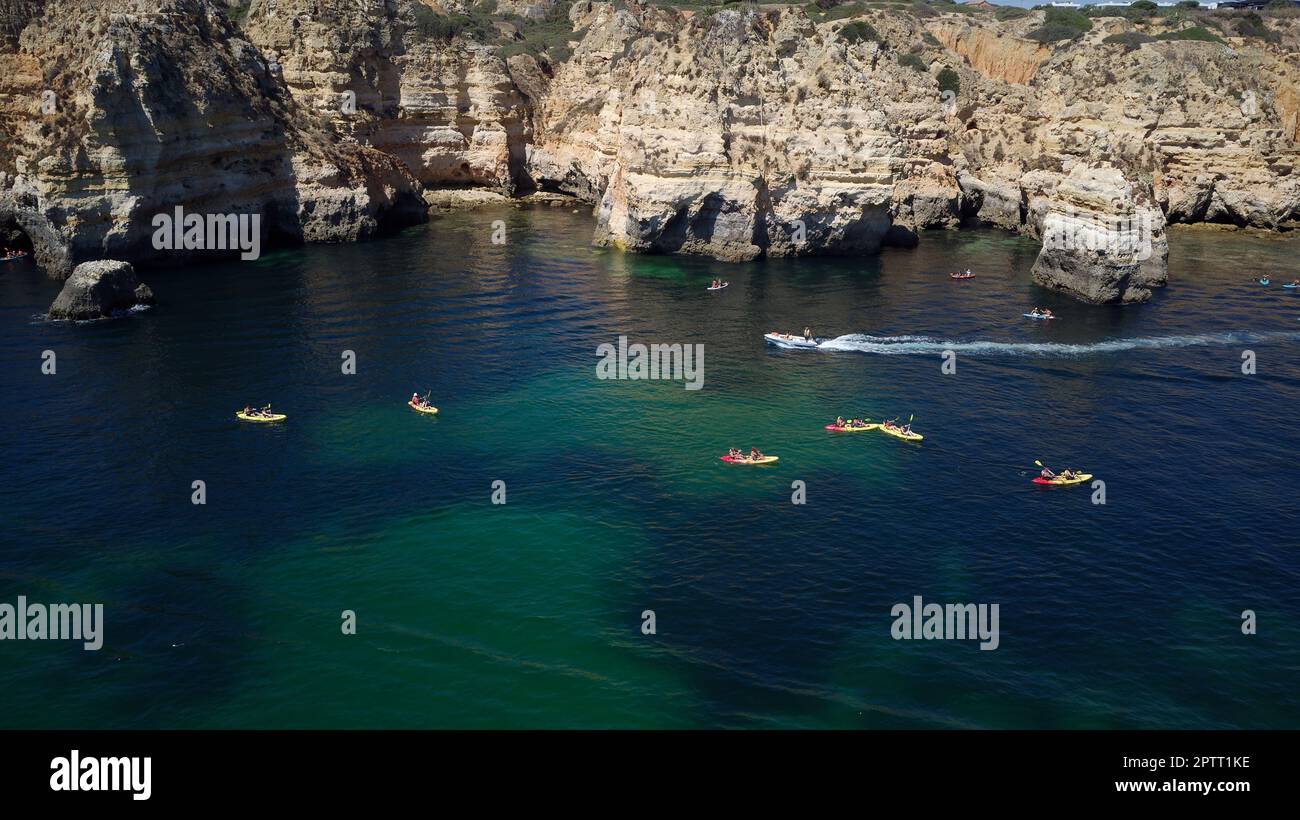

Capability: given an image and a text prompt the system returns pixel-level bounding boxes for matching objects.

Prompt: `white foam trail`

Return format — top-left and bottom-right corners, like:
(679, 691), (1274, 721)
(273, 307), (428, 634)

(816, 331), (1300, 357)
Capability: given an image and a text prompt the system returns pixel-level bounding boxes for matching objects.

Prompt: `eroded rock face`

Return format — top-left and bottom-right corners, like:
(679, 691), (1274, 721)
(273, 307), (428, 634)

(1031, 165), (1168, 303)
(522, 6), (1300, 274)
(48, 260), (154, 320)
(0, 0), (426, 278)
(241, 0), (531, 193)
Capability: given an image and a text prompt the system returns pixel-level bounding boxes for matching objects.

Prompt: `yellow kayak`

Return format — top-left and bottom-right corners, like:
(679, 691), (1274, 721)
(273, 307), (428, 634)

(408, 401), (438, 415)
(721, 455), (779, 464)
(879, 425), (923, 441)
(1033, 473), (1092, 486)
(236, 412), (286, 422)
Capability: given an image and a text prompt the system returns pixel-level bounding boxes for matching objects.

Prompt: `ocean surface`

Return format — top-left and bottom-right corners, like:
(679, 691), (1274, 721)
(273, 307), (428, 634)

(2, 208), (1298, 728)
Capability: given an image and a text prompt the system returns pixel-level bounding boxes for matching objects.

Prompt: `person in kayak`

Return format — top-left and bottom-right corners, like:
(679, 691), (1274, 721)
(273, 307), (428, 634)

(964, 268), (972, 277)
(728, 447), (743, 460)
(803, 326), (813, 341)
(749, 447), (764, 461)
(1040, 466), (1056, 480)
(835, 416), (845, 428)
(1060, 469), (1077, 481)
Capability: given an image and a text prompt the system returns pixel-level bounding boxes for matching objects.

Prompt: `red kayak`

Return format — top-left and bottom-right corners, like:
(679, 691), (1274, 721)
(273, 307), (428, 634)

(721, 454), (779, 464)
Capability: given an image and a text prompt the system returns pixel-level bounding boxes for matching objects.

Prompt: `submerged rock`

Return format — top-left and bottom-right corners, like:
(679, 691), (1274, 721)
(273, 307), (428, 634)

(48, 261), (154, 320)
(1030, 167), (1169, 304)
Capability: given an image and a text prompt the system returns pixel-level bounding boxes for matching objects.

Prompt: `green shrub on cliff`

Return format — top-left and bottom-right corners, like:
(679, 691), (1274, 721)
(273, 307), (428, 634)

(1102, 31), (1155, 51)
(838, 20), (880, 44)
(1027, 7), (1093, 43)
(898, 52), (927, 71)
(411, 3), (495, 42)
(994, 6), (1030, 21)
(936, 66), (960, 95)
(1156, 26), (1225, 44)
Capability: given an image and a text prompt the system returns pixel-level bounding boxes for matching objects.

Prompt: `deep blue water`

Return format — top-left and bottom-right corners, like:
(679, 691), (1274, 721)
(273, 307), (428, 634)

(1, 208), (1298, 728)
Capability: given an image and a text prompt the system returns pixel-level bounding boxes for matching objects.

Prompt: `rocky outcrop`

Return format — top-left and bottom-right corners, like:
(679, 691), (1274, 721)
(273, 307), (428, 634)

(0, 0), (426, 278)
(1031, 165), (1168, 303)
(241, 1), (531, 193)
(48, 260), (154, 320)
(6, 1), (1300, 304)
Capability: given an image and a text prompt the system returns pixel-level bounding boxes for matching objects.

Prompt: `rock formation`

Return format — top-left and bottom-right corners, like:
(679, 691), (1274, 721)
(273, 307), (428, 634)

(1031, 165), (1168, 303)
(4, 1), (1300, 302)
(48, 260), (154, 320)
(0, 0), (426, 278)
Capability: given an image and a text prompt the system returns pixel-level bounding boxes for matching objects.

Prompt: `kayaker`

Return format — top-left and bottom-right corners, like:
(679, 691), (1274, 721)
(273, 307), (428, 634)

(803, 326), (812, 341)
(261, 404), (273, 417)
(728, 447), (743, 460)
(965, 268), (972, 277)
(836, 416), (845, 428)
(749, 447), (763, 461)
(242, 405), (253, 416)
(1040, 466), (1055, 480)
(1061, 469), (1077, 481)
(1043, 308), (1054, 318)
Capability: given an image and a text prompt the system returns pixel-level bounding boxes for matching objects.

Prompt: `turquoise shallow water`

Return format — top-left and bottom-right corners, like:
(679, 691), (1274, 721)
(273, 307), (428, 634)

(1, 208), (1298, 728)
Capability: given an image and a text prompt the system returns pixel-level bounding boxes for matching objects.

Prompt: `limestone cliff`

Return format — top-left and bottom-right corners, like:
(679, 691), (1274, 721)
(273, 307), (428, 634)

(240, 0), (531, 192)
(5, 1), (1300, 303)
(0, 0), (426, 277)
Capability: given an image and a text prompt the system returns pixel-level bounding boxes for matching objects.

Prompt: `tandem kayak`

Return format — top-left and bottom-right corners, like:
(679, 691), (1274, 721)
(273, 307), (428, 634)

(1032, 473), (1092, 486)
(1283, 284), (1299, 289)
(1, 253), (30, 263)
(825, 423), (880, 432)
(408, 401), (438, 415)
(764, 333), (822, 349)
(879, 426), (923, 442)
(1023, 313), (1056, 321)
(873, 426), (925, 439)
(236, 411), (286, 422)
(707, 283), (729, 291)
(721, 455), (779, 464)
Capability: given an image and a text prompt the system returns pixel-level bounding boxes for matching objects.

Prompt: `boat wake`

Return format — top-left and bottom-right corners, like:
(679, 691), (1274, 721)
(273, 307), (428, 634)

(816, 331), (1300, 357)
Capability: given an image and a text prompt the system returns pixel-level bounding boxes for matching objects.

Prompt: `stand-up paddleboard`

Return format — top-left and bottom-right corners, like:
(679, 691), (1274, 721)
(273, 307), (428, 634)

(825, 423), (880, 432)
(1032, 472), (1092, 486)
(721, 455), (779, 464)
(764, 332), (821, 349)
(707, 283), (729, 291)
